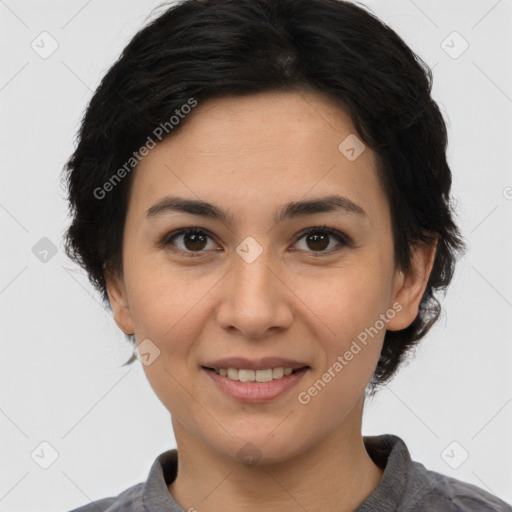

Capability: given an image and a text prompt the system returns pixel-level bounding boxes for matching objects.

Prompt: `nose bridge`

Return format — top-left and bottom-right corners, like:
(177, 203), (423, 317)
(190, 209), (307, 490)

(215, 237), (292, 336)
(231, 239), (275, 304)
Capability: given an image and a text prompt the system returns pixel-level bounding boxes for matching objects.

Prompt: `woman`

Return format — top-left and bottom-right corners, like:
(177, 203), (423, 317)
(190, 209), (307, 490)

(63, 0), (510, 510)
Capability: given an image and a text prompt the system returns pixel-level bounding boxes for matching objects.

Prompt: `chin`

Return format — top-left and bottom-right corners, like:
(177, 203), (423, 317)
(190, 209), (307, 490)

(214, 430), (311, 467)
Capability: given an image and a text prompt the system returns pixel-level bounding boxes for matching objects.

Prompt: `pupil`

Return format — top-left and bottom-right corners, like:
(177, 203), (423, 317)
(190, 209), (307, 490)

(185, 233), (207, 251)
(307, 233), (328, 251)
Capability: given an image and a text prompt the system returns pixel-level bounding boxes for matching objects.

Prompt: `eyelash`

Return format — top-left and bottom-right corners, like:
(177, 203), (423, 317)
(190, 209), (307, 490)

(159, 225), (350, 258)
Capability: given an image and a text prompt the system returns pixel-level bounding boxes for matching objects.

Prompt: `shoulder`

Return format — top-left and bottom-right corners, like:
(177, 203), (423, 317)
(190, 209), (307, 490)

(66, 482), (145, 512)
(362, 434), (511, 512)
(403, 461), (512, 511)
(65, 448), (180, 512)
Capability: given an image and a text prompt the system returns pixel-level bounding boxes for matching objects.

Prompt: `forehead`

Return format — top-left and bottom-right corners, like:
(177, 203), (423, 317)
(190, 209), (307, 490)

(128, 90), (387, 226)
(167, 90), (362, 157)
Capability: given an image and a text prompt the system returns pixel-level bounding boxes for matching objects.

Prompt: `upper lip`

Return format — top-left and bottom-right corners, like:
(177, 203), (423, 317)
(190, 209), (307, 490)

(202, 357), (310, 371)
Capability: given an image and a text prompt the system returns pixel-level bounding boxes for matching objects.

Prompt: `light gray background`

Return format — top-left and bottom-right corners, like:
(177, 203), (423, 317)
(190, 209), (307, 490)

(1, 0), (511, 510)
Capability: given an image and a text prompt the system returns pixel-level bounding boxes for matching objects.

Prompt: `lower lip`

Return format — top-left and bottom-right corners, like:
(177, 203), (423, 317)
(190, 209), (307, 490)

(202, 367), (309, 402)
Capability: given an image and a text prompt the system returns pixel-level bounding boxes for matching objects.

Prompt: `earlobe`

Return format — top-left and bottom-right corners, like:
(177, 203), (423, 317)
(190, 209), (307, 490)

(386, 236), (438, 332)
(105, 269), (135, 336)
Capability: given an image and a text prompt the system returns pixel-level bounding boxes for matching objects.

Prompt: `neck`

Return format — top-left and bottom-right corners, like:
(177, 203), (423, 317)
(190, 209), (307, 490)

(168, 396), (383, 512)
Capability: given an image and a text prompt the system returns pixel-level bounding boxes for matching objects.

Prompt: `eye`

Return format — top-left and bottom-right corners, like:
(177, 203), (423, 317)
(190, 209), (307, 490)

(293, 225), (349, 254)
(160, 227), (218, 257)
(159, 225), (349, 257)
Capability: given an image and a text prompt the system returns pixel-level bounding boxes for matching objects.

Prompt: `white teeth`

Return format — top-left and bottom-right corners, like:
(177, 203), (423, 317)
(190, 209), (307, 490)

(227, 368), (238, 380)
(272, 367), (284, 379)
(213, 367), (299, 382)
(238, 369), (255, 382)
(256, 369), (273, 382)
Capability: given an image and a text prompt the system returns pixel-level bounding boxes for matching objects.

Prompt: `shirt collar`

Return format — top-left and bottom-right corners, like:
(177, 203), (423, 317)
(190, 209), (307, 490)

(142, 449), (181, 511)
(141, 433), (411, 511)
(354, 434), (411, 511)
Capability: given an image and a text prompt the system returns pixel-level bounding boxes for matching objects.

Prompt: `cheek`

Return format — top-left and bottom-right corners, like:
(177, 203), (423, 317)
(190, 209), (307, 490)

(125, 258), (215, 338)
(296, 260), (391, 334)
(297, 262), (390, 385)
(141, 359), (210, 443)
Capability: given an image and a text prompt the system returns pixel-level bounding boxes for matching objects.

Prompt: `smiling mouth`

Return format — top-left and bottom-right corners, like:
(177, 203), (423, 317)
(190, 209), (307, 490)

(202, 366), (310, 382)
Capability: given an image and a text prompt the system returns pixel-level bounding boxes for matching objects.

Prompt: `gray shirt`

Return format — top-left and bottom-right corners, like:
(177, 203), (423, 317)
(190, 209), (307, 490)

(69, 434), (511, 511)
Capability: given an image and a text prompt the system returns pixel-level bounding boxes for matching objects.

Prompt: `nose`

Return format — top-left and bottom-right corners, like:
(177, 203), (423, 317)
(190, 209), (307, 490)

(215, 248), (294, 339)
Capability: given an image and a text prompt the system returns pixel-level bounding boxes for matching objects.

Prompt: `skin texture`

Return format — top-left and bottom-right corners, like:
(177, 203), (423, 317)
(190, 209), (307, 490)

(106, 90), (437, 511)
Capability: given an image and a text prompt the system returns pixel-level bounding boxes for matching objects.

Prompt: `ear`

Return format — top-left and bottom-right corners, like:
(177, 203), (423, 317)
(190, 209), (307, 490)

(105, 267), (135, 336)
(386, 235), (438, 332)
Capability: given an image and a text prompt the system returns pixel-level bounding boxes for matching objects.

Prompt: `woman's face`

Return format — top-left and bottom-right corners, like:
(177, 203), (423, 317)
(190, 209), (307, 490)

(106, 90), (434, 463)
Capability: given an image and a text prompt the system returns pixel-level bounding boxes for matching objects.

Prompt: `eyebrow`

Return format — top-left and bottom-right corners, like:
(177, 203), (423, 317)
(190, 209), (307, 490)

(146, 194), (368, 225)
